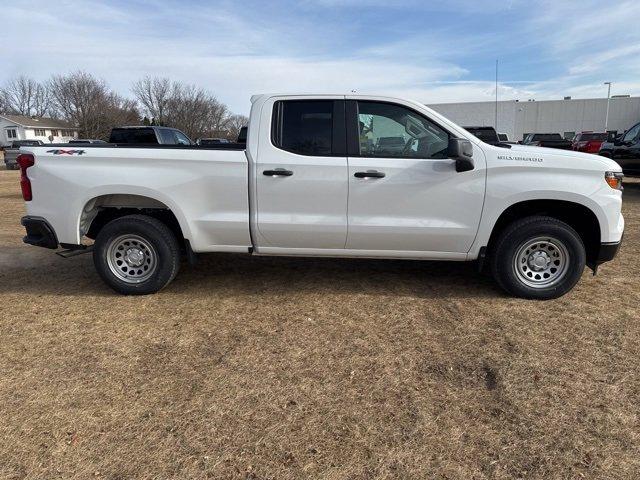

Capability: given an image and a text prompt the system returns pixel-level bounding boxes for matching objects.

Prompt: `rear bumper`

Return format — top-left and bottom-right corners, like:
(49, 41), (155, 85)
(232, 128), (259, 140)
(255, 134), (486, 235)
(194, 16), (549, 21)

(21, 216), (58, 249)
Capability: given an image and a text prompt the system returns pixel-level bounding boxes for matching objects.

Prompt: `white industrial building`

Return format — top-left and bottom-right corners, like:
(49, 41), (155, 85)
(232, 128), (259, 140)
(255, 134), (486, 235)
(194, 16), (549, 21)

(427, 96), (640, 142)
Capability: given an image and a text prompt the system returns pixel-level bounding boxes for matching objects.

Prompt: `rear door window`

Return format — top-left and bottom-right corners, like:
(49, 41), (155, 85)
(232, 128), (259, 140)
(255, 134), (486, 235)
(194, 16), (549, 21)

(158, 128), (176, 144)
(174, 131), (191, 145)
(272, 100), (334, 156)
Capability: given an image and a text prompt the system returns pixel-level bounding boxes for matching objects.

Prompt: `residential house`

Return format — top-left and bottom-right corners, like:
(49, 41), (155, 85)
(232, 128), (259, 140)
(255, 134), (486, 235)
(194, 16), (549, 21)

(0, 114), (78, 146)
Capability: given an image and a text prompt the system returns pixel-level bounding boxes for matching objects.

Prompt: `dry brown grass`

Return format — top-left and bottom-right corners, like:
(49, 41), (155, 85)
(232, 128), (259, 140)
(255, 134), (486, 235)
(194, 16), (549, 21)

(0, 168), (639, 479)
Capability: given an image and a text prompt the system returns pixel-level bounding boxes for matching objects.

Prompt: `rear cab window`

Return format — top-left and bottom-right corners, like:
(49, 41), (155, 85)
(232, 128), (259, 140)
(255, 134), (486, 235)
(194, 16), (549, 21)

(271, 100), (344, 156)
(110, 128), (158, 144)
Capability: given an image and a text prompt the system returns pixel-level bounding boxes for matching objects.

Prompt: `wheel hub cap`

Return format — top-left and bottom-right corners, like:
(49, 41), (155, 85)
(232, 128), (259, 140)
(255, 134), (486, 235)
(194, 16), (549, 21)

(124, 248), (145, 267)
(529, 251), (551, 271)
(514, 236), (570, 289)
(106, 235), (157, 284)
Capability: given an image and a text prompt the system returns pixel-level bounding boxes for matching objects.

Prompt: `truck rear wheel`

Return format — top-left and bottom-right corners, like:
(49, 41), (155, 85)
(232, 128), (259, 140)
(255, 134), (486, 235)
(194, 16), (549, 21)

(93, 214), (180, 295)
(490, 216), (586, 299)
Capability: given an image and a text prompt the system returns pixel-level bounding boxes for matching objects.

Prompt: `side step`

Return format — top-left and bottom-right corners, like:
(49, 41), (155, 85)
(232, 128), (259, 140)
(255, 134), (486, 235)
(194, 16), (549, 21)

(56, 245), (93, 258)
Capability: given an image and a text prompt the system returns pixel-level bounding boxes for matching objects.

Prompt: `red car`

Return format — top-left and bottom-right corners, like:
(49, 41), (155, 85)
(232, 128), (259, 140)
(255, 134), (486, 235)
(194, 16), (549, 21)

(572, 132), (608, 154)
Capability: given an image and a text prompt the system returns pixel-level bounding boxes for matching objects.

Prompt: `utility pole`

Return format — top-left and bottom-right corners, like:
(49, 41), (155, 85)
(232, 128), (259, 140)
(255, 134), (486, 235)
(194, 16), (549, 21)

(495, 59), (499, 130)
(604, 82), (612, 132)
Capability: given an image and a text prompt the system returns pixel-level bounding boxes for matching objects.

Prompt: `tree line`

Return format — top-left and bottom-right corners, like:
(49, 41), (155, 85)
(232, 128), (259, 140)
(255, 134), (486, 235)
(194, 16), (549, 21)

(0, 72), (248, 141)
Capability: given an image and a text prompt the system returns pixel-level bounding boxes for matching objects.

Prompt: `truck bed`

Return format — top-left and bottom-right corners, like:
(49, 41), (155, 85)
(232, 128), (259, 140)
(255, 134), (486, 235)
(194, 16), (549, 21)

(22, 145), (252, 252)
(41, 142), (247, 150)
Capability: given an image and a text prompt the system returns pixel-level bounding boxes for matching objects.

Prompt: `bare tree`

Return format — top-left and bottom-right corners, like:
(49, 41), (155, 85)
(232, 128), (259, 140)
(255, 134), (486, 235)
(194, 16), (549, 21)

(0, 76), (51, 117)
(133, 77), (232, 139)
(224, 114), (248, 141)
(132, 76), (172, 125)
(49, 71), (139, 139)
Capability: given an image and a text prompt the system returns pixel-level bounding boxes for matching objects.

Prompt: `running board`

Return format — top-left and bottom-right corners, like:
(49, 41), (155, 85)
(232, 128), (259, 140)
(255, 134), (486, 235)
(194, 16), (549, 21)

(56, 246), (93, 258)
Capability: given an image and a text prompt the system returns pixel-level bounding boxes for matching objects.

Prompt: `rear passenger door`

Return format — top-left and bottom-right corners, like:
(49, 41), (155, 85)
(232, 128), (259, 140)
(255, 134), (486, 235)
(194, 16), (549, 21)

(254, 98), (349, 250)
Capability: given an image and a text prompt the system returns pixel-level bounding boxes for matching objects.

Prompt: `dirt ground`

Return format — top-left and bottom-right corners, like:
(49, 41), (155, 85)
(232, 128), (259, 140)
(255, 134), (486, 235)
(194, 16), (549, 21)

(0, 168), (638, 479)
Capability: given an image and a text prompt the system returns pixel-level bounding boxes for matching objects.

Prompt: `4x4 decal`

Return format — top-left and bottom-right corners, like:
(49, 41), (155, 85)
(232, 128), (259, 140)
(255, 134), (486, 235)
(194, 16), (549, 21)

(46, 149), (86, 155)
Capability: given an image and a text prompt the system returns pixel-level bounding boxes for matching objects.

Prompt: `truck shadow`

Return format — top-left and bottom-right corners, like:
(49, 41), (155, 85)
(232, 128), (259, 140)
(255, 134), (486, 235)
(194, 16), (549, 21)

(0, 247), (501, 299)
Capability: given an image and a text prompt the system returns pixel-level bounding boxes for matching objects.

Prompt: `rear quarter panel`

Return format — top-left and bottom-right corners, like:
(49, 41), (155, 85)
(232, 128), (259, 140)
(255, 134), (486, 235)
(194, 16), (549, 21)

(22, 147), (251, 252)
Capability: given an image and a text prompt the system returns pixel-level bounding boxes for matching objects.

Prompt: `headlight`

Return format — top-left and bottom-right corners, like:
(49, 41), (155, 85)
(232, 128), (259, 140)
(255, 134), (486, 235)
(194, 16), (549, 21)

(605, 171), (624, 190)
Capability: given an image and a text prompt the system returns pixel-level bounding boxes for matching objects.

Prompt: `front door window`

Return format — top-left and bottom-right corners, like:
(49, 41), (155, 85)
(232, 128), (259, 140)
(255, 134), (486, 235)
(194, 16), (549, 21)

(356, 101), (449, 159)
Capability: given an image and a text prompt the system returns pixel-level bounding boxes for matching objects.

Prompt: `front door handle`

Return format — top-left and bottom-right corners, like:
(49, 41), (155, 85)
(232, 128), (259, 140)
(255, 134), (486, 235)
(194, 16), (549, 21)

(354, 170), (385, 179)
(263, 168), (293, 177)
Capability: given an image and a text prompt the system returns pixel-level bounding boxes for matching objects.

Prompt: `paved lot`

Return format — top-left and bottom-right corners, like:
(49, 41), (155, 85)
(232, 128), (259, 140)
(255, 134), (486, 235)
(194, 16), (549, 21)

(0, 168), (639, 479)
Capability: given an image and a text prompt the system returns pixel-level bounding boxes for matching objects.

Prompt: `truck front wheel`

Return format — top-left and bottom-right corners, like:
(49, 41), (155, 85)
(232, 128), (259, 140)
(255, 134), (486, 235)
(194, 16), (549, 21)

(490, 216), (586, 300)
(93, 214), (180, 295)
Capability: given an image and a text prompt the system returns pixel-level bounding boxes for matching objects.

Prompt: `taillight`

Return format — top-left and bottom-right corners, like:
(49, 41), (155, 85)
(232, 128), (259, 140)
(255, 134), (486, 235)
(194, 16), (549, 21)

(17, 154), (34, 201)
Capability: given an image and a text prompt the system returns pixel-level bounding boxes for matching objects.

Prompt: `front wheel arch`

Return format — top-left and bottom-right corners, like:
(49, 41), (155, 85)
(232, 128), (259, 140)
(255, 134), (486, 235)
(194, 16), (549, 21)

(486, 199), (601, 269)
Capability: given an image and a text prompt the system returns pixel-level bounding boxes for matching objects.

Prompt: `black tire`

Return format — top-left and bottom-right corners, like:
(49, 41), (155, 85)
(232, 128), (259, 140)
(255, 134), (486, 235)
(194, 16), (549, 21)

(93, 214), (180, 295)
(490, 216), (586, 300)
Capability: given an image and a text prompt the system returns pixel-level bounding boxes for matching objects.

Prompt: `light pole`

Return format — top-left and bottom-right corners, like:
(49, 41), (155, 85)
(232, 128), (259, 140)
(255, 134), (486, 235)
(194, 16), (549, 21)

(604, 82), (612, 132)
(495, 59), (498, 130)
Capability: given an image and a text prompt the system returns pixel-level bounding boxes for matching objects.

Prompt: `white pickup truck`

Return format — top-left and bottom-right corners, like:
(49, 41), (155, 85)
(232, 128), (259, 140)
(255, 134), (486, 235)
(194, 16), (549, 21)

(16, 94), (624, 299)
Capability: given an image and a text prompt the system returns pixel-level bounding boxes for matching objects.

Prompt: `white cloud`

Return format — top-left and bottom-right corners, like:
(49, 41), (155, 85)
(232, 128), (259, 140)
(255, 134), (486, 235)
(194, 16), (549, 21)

(1, 0), (639, 114)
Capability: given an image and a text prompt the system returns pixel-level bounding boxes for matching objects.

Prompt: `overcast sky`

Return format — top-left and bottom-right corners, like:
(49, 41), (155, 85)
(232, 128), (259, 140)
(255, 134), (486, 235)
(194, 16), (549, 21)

(2, 0), (639, 114)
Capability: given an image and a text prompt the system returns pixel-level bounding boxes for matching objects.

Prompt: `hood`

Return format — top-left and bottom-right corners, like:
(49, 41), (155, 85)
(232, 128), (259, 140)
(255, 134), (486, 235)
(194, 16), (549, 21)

(506, 143), (622, 172)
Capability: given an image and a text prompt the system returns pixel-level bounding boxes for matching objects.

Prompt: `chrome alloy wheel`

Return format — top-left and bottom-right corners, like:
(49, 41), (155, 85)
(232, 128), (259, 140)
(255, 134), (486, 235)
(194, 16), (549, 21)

(106, 234), (157, 284)
(513, 236), (570, 289)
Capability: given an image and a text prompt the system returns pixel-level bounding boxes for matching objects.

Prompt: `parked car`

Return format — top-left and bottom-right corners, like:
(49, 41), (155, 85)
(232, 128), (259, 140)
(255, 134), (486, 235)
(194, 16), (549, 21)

(599, 121), (640, 175)
(196, 138), (230, 146)
(3, 140), (44, 169)
(521, 133), (573, 150)
(571, 132), (608, 154)
(68, 139), (107, 145)
(463, 126), (502, 145)
(17, 93), (623, 300)
(109, 126), (192, 145)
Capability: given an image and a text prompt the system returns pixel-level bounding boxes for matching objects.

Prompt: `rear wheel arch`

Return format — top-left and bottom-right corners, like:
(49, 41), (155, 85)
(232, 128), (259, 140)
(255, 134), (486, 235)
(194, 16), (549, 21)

(79, 194), (187, 248)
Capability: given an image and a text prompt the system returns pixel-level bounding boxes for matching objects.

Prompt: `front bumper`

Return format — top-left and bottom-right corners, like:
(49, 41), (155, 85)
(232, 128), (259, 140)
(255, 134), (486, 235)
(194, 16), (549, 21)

(594, 238), (622, 266)
(21, 216), (58, 249)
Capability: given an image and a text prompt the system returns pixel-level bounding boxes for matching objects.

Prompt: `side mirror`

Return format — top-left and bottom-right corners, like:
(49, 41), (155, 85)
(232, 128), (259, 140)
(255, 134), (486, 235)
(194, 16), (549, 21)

(448, 138), (474, 172)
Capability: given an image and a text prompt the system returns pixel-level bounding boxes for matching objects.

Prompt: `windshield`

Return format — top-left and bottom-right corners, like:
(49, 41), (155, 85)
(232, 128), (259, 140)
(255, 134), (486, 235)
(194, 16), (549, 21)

(464, 127), (499, 143)
(534, 134), (563, 141)
(579, 133), (607, 141)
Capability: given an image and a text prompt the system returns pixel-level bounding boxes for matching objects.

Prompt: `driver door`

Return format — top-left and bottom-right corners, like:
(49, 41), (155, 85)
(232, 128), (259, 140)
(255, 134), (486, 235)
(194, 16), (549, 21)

(344, 98), (485, 254)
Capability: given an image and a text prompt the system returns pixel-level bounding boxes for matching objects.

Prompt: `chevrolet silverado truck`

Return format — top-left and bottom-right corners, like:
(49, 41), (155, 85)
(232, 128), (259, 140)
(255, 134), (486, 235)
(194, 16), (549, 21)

(16, 94), (624, 299)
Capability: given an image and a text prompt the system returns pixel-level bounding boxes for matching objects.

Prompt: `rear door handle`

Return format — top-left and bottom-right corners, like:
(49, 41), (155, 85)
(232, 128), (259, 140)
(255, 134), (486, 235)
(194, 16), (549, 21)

(263, 168), (293, 177)
(354, 170), (385, 179)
